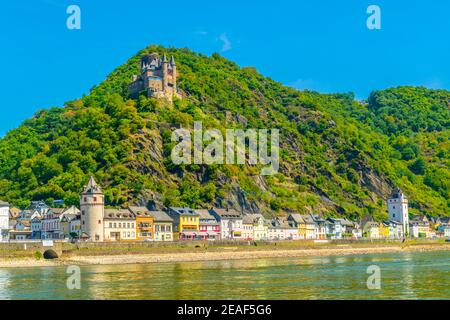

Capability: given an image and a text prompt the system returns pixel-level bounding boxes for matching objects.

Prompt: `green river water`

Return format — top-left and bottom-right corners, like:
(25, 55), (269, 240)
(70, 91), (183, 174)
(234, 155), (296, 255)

(0, 250), (448, 299)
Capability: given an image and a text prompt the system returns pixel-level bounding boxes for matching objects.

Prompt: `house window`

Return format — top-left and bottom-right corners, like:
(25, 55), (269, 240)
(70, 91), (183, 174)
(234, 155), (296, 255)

(393, 214), (396, 218)
(82, 211), (85, 215)
(98, 220), (101, 224)
(82, 221), (85, 225)
(94, 197), (97, 202)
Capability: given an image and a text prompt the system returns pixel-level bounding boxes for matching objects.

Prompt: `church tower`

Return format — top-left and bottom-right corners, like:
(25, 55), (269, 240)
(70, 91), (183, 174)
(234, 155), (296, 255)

(388, 187), (409, 236)
(80, 176), (105, 242)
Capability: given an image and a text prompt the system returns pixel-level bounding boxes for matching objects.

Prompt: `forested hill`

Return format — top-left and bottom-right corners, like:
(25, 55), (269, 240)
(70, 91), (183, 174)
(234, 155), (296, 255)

(0, 45), (448, 220)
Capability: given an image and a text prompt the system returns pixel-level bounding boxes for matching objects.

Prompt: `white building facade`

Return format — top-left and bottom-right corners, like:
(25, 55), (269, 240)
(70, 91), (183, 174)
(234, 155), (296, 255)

(211, 208), (243, 240)
(80, 177), (105, 242)
(388, 188), (409, 236)
(0, 200), (10, 241)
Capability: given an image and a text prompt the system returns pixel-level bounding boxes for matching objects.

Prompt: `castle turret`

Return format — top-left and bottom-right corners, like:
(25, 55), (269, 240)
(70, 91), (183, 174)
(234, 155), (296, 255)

(162, 54), (169, 91)
(80, 176), (105, 242)
(170, 56), (177, 93)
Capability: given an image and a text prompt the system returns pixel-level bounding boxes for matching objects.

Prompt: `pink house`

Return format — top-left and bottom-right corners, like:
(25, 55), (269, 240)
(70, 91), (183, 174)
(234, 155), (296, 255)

(195, 209), (221, 240)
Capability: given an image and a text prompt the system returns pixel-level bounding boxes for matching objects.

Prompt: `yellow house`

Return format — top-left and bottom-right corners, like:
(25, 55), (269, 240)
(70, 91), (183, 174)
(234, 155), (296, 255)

(301, 214), (316, 239)
(363, 221), (380, 239)
(167, 207), (200, 240)
(287, 213), (306, 239)
(379, 222), (390, 239)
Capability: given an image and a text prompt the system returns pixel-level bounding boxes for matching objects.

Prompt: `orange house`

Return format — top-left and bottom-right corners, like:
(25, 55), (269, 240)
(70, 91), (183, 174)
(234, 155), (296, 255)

(135, 213), (155, 241)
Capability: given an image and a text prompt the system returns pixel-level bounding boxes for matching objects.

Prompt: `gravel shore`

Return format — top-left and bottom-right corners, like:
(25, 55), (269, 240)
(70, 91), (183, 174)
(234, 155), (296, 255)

(1, 243), (449, 268)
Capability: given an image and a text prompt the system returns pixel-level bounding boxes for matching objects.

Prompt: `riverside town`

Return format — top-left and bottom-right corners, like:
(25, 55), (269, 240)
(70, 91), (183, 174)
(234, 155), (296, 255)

(1, 176), (448, 243)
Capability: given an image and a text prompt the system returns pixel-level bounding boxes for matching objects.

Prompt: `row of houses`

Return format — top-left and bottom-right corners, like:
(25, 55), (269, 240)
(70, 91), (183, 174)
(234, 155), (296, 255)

(2, 202), (449, 242)
(1, 179), (449, 242)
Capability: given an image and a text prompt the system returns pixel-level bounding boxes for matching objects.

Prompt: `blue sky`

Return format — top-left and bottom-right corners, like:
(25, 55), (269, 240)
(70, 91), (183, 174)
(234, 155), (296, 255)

(1, 0), (449, 136)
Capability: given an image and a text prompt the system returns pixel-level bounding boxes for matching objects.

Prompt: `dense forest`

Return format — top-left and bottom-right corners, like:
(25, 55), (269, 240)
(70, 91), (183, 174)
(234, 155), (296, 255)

(0, 45), (448, 220)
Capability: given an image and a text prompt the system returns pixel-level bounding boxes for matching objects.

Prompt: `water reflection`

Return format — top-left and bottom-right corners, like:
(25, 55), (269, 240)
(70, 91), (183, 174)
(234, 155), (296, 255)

(0, 251), (448, 300)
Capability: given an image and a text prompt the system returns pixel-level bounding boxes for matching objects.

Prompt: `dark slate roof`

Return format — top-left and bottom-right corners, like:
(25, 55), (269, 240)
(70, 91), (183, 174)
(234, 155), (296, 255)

(301, 214), (316, 224)
(195, 209), (216, 220)
(169, 207), (197, 216)
(211, 208), (242, 219)
(128, 207), (173, 222)
(104, 208), (135, 219)
(146, 211), (173, 222)
(288, 213), (304, 224)
(242, 213), (265, 224)
(390, 187), (406, 199)
(128, 206), (151, 215)
(82, 176), (102, 194)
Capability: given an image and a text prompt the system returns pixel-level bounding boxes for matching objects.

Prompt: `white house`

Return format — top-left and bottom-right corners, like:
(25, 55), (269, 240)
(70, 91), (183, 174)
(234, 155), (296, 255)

(10, 220), (32, 240)
(268, 218), (298, 240)
(339, 219), (362, 238)
(150, 211), (173, 242)
(210, 208), (243, 240)
(311, 215), (326, 240)
(387, 220), (403, 239)
(363, 221), (380, 239)
(325, 218), (343, 239)
(409, 216), (431, 238)
(244, 214), (268, 240)
(267, 224), (284, 240)
(103, 208), (136, 241)
(445, 225), (450, 238)
(0, 200), (10, 241)
(242, 216), (254, 240)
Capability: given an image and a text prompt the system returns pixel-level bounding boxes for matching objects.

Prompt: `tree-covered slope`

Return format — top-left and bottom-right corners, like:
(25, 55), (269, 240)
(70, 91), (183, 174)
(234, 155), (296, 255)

(0, 45), (448, 219)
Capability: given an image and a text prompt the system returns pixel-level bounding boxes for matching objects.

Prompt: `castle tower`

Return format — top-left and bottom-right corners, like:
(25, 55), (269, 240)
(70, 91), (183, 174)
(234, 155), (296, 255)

(80, 176), (105, 242)
(162, 54), (169, 91)
(388, 187), (409, 236)
(170, 56), (177, 92)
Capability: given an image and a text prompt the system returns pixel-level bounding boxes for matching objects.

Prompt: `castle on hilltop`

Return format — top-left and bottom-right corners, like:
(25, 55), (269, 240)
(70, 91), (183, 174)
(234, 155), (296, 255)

(128, 53), (181, 102)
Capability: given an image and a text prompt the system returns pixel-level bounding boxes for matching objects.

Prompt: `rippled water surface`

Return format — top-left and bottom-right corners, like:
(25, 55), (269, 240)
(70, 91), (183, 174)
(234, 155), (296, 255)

(0, 251), (449, 299)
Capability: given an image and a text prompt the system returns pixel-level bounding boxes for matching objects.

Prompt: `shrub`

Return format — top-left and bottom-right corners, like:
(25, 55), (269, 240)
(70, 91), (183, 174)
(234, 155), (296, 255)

(34, 251), (43, 260)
